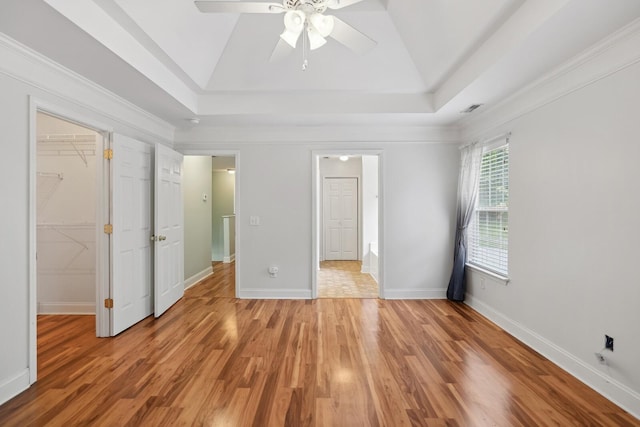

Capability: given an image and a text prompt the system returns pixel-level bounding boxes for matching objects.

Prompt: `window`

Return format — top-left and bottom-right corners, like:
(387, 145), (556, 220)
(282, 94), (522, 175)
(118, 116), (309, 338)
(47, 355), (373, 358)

(468, 143), (509, 276)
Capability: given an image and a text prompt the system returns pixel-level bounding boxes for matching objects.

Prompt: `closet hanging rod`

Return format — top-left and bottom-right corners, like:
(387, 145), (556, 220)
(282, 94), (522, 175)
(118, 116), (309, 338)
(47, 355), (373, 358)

(38, 133), (96, 142)
(36, 172), (64, 179)
(39, 225), (90, 251)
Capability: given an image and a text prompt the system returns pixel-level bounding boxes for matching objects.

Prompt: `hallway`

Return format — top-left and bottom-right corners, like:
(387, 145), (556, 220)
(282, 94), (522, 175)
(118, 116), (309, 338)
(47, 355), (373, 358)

(190, 261), (235, 298)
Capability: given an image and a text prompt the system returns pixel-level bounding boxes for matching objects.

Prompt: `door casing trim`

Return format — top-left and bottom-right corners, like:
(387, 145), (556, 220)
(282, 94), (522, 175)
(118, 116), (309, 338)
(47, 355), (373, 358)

(28, 97), (113, 384)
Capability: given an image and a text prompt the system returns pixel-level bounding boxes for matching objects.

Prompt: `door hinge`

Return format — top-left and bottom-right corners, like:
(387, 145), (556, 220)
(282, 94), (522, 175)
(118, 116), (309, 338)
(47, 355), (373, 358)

(104, 224), (113, 234)
(104, 298), (114, 309)
(103, 149), (113, 160)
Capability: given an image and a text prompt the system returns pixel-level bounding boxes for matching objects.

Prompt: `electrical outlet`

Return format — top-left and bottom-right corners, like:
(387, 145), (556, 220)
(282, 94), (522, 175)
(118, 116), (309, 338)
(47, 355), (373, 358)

(268, 266), (279, 278)
(605, 335), (614, 351)
(594, 352), (606, 364)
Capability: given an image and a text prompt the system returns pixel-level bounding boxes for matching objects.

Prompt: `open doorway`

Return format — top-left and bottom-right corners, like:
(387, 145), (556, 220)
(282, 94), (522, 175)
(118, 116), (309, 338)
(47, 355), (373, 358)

(33, 111), (104, 381)
(210, 156), (236, 297)
(313, 152), (382, 298)
(36, 112), (99, 315)
(183, 155), (237, 298)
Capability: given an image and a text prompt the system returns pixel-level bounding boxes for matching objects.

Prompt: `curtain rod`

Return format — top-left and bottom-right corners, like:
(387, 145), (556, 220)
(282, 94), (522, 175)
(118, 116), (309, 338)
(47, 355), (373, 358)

(459, 131), (511, 150)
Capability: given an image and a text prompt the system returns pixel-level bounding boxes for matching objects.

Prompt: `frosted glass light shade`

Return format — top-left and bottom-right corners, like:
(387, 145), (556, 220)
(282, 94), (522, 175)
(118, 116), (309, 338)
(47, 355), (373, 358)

(307, 27), (327, 50)
(309, 13), (334, 37)
(280, 29), (301, 48)
(281, 10), (305, 48)
(284, 10), (305, 30)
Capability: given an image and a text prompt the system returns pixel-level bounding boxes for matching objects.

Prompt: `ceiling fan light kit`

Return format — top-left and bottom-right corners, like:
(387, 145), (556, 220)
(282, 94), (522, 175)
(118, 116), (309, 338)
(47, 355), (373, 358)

(282, 10), (306, 48)
(195, 0), (376, 69)
(310, 13), (335, 37)
(307, 29), (326, 50)
(280, 10), (335, 51)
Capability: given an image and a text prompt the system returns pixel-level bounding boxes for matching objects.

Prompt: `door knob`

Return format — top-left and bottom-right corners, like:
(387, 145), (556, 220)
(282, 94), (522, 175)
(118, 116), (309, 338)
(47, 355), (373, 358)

(159, 235), (167, 241)
(150, 235), (157, 242)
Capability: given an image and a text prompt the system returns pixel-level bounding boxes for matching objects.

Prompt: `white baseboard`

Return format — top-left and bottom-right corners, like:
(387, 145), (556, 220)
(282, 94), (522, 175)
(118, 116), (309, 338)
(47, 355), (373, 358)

(0, 369), (30, 406)
(184, 266), (214, 290)
(465, 295), (640, 420)
(238, 289), (312, 299)
(223, 254), (235, 264)
(384, 288), (446, 300)
(37, 302), (95, 315)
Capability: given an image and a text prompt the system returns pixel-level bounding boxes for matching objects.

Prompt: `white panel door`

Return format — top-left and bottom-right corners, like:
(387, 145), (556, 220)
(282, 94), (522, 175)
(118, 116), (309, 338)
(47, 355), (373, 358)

(154, 144), (184, 317)
(324, 178), (358, 261)
(111, 134), (153, 335)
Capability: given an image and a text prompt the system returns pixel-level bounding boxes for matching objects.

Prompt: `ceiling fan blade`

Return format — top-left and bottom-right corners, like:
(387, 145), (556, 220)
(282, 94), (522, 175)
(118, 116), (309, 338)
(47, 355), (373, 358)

(326, 0), (367, 10)
(270, 38), (295, 62)
(329, 17), (376, 55)
(194, 1), (284, 14)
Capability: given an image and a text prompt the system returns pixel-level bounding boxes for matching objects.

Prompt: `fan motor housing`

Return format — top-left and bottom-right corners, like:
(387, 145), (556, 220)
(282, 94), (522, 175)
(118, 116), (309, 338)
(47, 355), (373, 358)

(284, 0), (328, 13)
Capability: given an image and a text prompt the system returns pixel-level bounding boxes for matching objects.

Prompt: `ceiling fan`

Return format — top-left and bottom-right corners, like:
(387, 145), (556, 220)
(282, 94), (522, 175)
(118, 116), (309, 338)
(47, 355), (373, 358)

(194, 0), (377, 69)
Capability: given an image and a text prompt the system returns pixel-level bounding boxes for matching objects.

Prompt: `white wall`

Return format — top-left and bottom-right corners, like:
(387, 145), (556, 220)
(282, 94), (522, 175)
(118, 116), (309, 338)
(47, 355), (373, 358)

(183, 156), (212, 286)
(462, 27), (640, 417)
(177, 140), (460, 300)
(0, 72), (33, 405)
(0, 36), (174, 405)
(361, 155), (379, 275)
(383, 144), (459, 298)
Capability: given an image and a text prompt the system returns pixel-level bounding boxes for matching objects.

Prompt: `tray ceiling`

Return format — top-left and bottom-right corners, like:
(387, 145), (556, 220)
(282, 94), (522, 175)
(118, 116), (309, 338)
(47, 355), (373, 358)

(1, 0), (639, 129)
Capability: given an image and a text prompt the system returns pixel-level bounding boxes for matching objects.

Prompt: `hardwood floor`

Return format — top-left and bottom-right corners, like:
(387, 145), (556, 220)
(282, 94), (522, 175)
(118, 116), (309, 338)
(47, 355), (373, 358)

(0, 270), (637, 426)
(318, 261), (378, 298)
(193, 261), (236, 298)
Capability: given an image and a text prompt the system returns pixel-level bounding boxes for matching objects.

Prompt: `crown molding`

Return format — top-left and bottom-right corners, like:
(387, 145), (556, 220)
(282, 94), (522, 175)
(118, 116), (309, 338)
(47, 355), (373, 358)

(175, 124), (461, 146)
(459, 17), (640, 141)
(197, 91), (435, 115)
(0, 32), (175, 143)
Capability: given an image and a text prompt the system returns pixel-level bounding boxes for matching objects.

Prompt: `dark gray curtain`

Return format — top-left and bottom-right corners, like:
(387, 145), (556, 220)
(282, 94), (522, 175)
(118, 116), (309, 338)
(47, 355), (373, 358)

(447, 143), (482, 301)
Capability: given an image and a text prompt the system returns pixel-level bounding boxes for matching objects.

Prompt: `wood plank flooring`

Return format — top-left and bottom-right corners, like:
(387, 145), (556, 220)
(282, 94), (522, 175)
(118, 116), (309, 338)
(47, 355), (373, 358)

(0, 268), (637, 426)
(318, 261), (378, 298)
(193, 261), (236, 298)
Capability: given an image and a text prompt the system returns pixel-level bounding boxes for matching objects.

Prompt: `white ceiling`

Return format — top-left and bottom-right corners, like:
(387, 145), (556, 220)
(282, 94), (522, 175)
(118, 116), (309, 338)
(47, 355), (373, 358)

(2, 0), (640, 130)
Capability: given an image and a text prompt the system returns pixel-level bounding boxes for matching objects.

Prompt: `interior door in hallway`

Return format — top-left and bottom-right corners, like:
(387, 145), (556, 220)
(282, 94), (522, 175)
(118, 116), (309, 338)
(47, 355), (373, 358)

(154, 144), (184, 317)
(111, 134), (153, 335)
(324, 177), (358, 260)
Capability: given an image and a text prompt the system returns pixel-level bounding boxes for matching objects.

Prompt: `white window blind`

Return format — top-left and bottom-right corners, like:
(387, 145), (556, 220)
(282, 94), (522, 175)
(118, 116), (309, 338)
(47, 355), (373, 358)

(468, 143), (509, 276)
